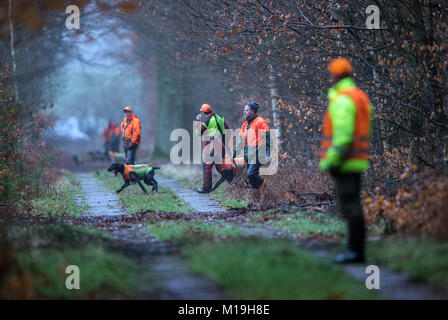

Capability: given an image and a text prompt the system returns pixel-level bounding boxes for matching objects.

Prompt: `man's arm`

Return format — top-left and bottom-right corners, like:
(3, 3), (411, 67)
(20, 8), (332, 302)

(319, 95), (356, 170)
(131, 119), (141, 144)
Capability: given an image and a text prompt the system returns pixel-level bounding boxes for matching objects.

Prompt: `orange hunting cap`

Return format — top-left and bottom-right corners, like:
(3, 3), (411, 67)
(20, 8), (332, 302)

(200, 104), (212, 112)
(123, 106), (132, 112)
(328, 58), (353, 76)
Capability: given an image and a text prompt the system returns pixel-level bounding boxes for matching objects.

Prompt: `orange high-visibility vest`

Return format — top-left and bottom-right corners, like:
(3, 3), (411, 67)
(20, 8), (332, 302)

(121, 114), (141, 145)
(239, 116), (270, 147)
(320, 88), (370, 161)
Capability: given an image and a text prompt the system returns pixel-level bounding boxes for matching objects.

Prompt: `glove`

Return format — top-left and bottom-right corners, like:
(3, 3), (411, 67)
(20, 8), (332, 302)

(328, 166), (339, 176)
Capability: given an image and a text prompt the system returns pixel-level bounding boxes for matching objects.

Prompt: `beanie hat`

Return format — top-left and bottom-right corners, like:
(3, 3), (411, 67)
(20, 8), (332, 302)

(247, 101), (259, 112)
(328, 58), (353, 76)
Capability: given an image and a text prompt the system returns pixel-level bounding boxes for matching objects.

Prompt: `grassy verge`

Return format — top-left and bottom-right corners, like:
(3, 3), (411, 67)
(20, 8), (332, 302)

(17, 246), (136, 299)
(147, 220), (242, 242)
(184, 239), (381, 299)
(159, 164), (249, 209)
(368, 236), (448, 290)
(3, 224), (146, 299)
(247, 209), (346, 239)
(29, 172), (87, 217)
(96, 170), (194, 213)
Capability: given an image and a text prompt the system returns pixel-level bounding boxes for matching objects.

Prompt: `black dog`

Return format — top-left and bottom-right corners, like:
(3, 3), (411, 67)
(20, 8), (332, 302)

(107, 163), (160, 194)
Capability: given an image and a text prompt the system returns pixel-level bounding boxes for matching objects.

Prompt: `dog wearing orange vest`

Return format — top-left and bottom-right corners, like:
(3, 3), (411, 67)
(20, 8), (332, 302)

(107, 163), (159, 194)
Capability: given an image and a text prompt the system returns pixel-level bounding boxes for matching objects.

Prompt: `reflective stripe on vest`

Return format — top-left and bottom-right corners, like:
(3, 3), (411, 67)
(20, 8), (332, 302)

(123, 164), (153, 181)
(320, 88), (370, 161)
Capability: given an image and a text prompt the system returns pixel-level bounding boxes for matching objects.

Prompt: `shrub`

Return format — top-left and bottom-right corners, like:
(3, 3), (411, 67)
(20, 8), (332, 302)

(363, 167), (448, 240)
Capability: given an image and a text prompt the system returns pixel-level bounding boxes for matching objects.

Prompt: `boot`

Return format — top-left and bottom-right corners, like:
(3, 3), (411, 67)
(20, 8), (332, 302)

(348, 215), (365, 259)
(333, 215), (365, 264)
(332, 250), (365, 264)
(197, 163), (212, 194)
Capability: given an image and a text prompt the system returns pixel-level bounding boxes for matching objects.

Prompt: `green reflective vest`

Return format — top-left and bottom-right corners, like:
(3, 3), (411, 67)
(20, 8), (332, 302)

(319, 77), (373, 173)
(132, 165), (154, 180)
(201, 114), (226, 137)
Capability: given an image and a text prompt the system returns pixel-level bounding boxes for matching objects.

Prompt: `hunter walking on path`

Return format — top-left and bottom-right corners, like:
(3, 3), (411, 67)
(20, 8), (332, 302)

(121, 106), (141, 165)
(194, 103), (230, 194)
(319, 58), (373, 264)
(233, 102), (270, 191)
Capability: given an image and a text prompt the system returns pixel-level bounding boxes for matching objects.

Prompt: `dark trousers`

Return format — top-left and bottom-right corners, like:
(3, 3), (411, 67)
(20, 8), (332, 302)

(202, 163), (213, 191)
(124, 144), (138, 165)
(332, 173), (365, 256)
(247, 162), (264, 189)
(104, 142), (111, 156)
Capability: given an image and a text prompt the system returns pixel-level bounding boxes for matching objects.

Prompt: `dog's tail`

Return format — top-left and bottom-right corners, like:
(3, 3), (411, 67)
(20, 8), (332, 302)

(152, 166), (160, 170)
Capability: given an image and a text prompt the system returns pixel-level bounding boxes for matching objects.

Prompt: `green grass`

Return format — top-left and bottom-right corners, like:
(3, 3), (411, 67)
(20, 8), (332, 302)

(209, 186), (249, 209)
(17, 246), (137, 299)
(96, 170), (194, 213)
(159, 163), (249, 209)
(5, 224), (112, 248)
(368, 236), (448, 290)
(4, 223), (147, 299)
(147, 220), (243, 241)
(184, 239), (381, 299)
(247, 209), (346, 238)
(30, 173), (87, 217)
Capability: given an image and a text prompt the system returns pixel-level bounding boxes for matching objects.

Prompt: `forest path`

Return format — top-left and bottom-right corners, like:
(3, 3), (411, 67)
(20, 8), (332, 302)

(151, 175), (448, 299)
(73, 171), (448, 300)
(155, 176), (227, 213)
(74, 172), (228, 299)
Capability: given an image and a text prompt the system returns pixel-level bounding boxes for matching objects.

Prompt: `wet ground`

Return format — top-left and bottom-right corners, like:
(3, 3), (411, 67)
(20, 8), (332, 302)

(155, 176), (226, 213)
(55, 172), (448, 299)
(71, 173), (229, 299)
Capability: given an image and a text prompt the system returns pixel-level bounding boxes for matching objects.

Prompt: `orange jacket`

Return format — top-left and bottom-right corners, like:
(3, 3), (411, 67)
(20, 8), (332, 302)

(320, 88), (370, 162)
(239, 116), (270, 147)
(103, 122), (120, 143)
(121, 114), (141, 145)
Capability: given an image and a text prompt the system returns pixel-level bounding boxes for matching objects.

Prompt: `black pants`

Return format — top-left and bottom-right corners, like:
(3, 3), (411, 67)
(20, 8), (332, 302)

(124, 144), (138, 165)
(104, 142), (111, 156)
(202, 162), (214, 191)
(247, 162), (264, 189)
(332, 172), (365, 256)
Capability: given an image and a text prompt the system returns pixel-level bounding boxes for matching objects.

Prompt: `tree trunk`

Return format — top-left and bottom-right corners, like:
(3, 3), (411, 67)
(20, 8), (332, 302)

(269, 65), (281, 149)
(8, 0), (19, 104)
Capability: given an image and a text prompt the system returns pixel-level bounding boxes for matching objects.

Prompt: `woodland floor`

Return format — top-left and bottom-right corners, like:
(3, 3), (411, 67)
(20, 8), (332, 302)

(3, 160), (448, 300)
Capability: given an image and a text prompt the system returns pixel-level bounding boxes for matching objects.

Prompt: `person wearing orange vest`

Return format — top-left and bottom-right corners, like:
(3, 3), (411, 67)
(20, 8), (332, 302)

(319, 58), (372, 264)
(109, 121), (121, 153)
(102, 120), (114, 156)
(232, 101), (270, 190)
(103, 120), (121, 159)
(194, 103), (230, 193)
(121, 106), (141, 165)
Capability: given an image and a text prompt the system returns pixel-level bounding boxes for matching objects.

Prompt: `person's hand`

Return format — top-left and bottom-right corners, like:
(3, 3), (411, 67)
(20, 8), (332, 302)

(196, 113), (202, 121)
(328, 166), (339, 176)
